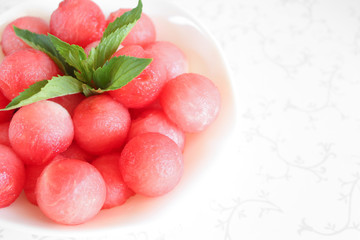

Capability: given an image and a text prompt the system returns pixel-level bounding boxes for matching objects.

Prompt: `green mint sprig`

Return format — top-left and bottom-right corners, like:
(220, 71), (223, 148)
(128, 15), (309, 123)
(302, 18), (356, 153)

(1, 0), (151, 111)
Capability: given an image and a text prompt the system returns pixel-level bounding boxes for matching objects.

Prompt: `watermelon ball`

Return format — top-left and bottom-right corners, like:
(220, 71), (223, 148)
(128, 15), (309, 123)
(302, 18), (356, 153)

(51, 93), (86, 116)
(128, 98), (162, 120)
(73, 94), (131, 155)
(24, 153), (83, 205)
(113, 44), (145, 58)
(24, 162), (48, 205)
(84, 40), (100, 55)
(120, 132), (184, 197)
(50, 0), (106, 48)
(109, 45), (165, 109)
(107, 9), (156, 47)
(0, 49), (61, 100)
(128, 110), (185, 151)
(36, 158), (106, 225)
(160, 73), (221, 133)
(92, 153), (134, 209)
(0, 144), (25, 208)
(0, 92), (14, 122)
(61, 142), (94, 162)
(9, 100), (74, 165)
(0, 122), (10, 146)
(144, 41), (188, 82)
(1, 16), (49, 56)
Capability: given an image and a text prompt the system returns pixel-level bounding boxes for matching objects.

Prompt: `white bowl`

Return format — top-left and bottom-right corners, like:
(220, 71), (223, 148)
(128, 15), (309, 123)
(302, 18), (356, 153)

(0, 0), (237, 237)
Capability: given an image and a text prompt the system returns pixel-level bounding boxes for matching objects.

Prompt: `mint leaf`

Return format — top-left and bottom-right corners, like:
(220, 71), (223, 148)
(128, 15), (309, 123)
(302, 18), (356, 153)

(48, 34), (93, 85)
(81, 84), (104, 97)
(87, 0), (142, 70)
(93, 55), (152, 90)
(2, 76), (83, 110)
(88, 24), (135, 69)
(13, 26), (76, 76)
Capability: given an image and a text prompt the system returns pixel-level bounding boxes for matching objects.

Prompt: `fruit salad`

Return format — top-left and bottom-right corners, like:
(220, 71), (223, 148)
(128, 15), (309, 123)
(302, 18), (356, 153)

(0, 0), (221, 225)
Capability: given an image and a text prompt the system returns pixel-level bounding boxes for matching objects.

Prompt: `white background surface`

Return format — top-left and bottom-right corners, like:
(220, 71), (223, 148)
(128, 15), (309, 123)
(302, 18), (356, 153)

(1, 0), (360, 239)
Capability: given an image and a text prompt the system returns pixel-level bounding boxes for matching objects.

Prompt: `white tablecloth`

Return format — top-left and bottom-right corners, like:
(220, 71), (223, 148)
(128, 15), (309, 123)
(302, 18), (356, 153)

(1, 0), (360, 239)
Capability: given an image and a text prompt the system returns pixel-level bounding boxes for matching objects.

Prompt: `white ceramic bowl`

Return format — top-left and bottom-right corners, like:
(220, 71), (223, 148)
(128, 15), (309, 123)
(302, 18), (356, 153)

(0, 0), (237, 237)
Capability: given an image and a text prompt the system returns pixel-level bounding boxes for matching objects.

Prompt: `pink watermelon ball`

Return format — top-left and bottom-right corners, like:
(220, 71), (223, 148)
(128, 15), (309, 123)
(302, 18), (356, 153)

(128, 110), (185, 151)
(36, 158), (106, 225)
(107, 9), (156, 47)
(0, 144), (25, 208)
(61, 142), (94, 162)
(9, 100), (74, 165)
(73, 94), (131, 155)
(109, 45), (165, 109)
(120, 132), (184, 197)
(24, 154), (83, 205)
(0, 92), (14, 122)
(50, 0), (106, 47)
(160, 73), (221, 133)
(24, 162), (48, 205)
(0, 49), (61, 100)
(1, 16), (49, 55)
(144, 41), (188, 82)
(92, 153), (134, 209)
(113, 44), (145, 58)
(51, 93), (86, 116)
(109, 66), (164, 109)
(128, 98), (162, 120)
(0, 122), (10, 146)
(84, 40), (100, 55)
